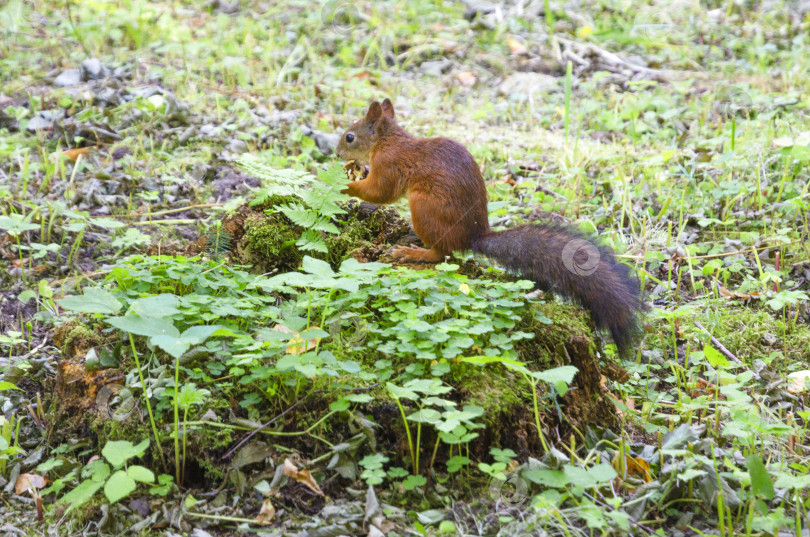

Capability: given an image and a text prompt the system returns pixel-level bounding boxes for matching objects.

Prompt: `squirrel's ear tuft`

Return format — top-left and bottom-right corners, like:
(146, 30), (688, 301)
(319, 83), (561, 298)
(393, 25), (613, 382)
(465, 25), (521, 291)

(366, 101), (383, 122)
(381, 98), (395, 119)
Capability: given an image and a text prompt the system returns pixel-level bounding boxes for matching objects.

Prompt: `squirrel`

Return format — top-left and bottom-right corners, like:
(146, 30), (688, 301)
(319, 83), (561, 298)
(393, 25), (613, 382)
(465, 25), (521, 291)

(336, 99), (642, 355)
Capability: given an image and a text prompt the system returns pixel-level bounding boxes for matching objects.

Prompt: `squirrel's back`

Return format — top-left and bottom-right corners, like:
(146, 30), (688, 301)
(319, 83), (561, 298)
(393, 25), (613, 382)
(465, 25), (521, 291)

(377, 135), (490, 254)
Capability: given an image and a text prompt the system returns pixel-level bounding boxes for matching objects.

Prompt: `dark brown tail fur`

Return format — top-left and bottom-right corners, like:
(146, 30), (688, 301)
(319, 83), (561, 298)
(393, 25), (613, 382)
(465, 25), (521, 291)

(472, 224), (642, 356)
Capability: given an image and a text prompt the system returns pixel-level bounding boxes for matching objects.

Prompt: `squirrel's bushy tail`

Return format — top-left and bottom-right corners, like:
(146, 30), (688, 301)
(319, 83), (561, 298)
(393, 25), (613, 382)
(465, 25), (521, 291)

(472, 224), (642, 356)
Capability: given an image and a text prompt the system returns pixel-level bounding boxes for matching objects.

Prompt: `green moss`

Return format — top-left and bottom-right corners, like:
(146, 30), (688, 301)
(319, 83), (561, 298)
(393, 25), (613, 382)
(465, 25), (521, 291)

(231, 200), (409, 273)
(188, 425), (235, 482)
(53, 322), (103, 360)
(460, 365), (526, 411)
(243, 212), (302, 271)
(699, 307), (810, 369)
(459, 301), (598, 417)
(60, 497), (107, 527)
(63, 326), (96, 355)
(519, 301), (597, 363)
(323, 203), (408, 265)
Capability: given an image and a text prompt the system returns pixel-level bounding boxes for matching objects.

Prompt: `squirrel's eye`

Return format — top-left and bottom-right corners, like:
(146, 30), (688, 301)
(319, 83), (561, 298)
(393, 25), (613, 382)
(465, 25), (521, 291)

(346, 133), (355, 143)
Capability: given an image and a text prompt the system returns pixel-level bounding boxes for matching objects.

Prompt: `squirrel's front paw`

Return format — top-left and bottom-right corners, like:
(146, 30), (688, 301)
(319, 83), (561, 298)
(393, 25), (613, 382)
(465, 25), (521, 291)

(343, 160), (369, 182)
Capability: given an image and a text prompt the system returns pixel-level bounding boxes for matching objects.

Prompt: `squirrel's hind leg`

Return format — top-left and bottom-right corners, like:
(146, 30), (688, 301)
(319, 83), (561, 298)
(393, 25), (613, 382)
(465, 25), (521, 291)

(392, 244), (445, 263)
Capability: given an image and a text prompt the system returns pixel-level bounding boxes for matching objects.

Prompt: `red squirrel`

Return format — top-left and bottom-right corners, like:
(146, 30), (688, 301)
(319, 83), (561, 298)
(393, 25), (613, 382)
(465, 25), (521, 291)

(336, 99), (641, 355)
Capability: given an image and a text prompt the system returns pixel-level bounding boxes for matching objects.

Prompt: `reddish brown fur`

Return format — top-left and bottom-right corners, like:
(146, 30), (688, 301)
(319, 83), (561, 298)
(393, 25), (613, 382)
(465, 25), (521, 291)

(336, 99), (642, 355)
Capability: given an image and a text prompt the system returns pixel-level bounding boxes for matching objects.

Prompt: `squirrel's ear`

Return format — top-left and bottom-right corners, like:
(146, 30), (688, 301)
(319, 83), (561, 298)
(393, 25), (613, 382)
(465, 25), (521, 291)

(381, 98), (395, 119)
(365, 101), (383, 122)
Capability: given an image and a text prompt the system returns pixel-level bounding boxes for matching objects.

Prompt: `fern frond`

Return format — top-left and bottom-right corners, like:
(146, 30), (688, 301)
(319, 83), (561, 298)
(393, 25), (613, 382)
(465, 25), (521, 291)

(205, 223), (233, 258)
(299, 189), (346, 217)
(237, 155), (315, 203)
(276, 202), (319, 228)
(235, 159), (353, 260)
(296, 230), (328, 253)
(318, 163), (350, 187)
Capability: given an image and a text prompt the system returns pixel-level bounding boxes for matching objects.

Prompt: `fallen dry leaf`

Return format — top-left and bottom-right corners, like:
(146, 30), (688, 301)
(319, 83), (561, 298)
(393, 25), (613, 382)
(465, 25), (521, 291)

(455, 72), (476, 87)
(688, 377), (726, 400)
(715, 282), (756, 300)
(496, 174), (516, 186)
(787, 370), (810, 394)
(255, 498), (275, 524)
(506, 37), (528, 55)
(612, 453), (652, 483)
(282, 458), (324, 496)
(271, 323), (294, 336)
(348, 71), (372, 81)
(63, 147), (92, 162)
(271, 324), (321, 355)
(12, 258), (46, 272)
(16, 473), (47, 495)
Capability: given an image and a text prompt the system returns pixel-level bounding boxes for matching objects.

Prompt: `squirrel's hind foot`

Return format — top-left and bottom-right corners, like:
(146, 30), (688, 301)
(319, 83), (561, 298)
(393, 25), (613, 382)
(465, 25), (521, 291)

(391, 245), (444, 263)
